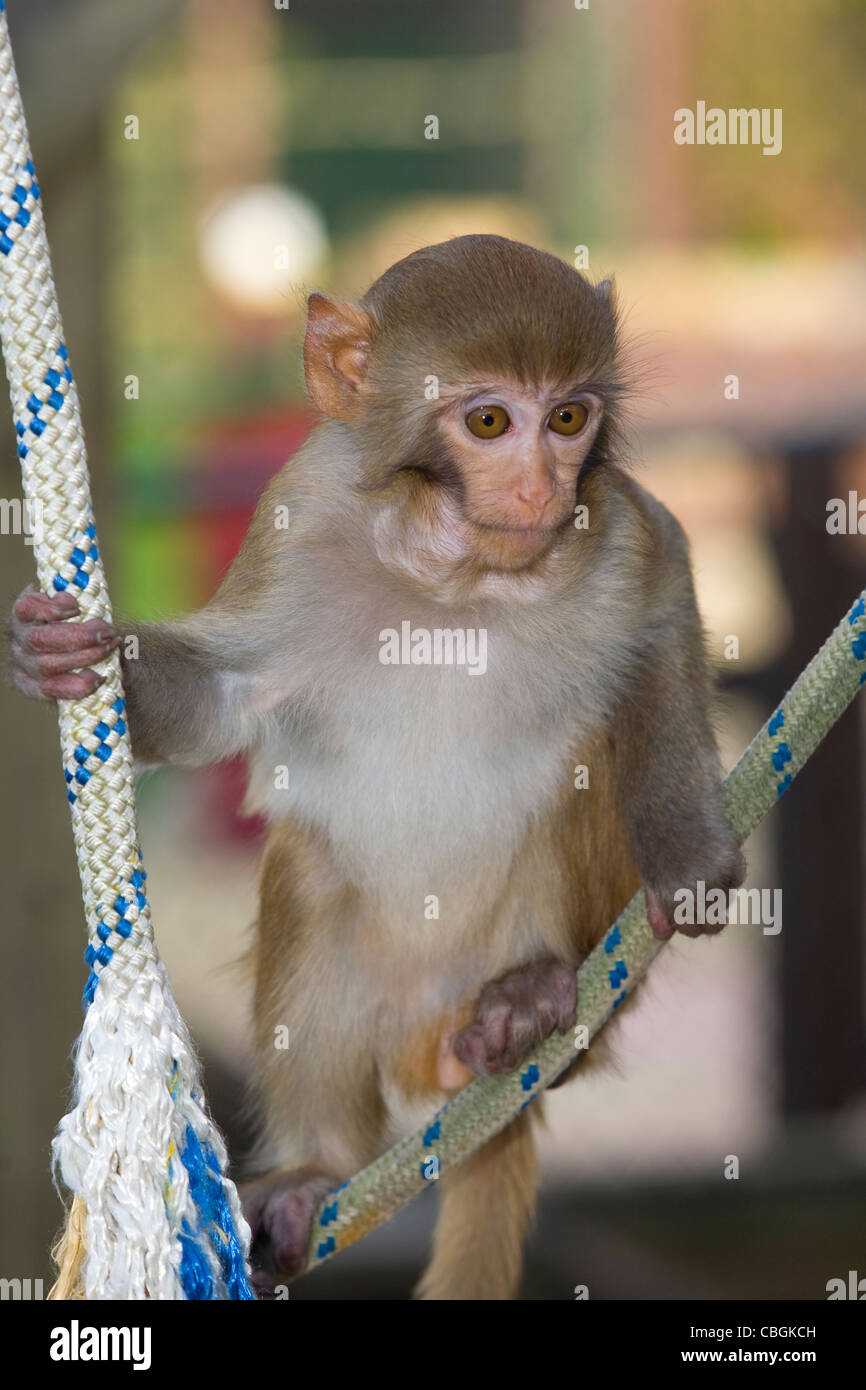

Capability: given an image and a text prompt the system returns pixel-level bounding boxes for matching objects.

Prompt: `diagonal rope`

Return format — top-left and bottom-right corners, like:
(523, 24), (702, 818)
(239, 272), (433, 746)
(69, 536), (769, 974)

(299, 591), (866, 1275)
(0, 1), (253, 1300)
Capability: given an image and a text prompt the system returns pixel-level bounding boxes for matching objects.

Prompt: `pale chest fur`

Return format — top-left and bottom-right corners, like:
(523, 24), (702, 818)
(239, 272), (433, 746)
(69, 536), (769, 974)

(245, 558), (640, 931)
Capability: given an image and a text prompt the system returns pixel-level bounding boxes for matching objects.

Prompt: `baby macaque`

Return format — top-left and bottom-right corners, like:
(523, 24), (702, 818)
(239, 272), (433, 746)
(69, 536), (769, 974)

(9, 235), (744, 1299)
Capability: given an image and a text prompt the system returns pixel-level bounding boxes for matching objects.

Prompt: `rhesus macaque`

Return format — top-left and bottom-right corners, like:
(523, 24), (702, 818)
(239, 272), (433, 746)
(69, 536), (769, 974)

(9, 235), (744, 1300)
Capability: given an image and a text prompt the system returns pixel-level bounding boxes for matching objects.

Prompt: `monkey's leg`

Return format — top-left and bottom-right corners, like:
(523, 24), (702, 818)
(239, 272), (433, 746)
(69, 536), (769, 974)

(243, 823), (389, 1295)
(412, 958), (573, 1300)
(241, 1034), (387, 1297)
(241, 996), (387, 1296)
(415, 1110), (537, 1300)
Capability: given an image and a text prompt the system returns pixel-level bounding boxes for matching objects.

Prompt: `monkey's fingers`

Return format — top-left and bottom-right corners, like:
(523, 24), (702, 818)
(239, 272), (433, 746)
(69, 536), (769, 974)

(646, 889), (707, 939)
(646, 889), (674, 941)
(454, 958), (578, 1076)
(12, 585), (80, 623)
(646, 870), (746, 939)
(14, 636), (116, 677)
(21, 614), (117, 653)
(12, 664), (106, 701)
(452, 1022), (493, 1075)
(10, 615), (119, 701)
(249, 1269), (280, 1300)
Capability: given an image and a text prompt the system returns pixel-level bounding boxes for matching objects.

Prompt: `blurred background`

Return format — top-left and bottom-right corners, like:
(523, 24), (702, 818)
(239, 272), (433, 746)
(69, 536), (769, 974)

(1, 0), (865, 1300)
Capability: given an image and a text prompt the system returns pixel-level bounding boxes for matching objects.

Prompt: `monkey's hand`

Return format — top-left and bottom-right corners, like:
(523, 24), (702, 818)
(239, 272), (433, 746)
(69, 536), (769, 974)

(453, 957), (577, 1077)
(642, 820), (746, 941)
(8, 585), (119, 700)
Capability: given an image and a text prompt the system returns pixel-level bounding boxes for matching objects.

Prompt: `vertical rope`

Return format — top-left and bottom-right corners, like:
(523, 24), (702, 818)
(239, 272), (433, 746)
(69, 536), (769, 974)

(0, 1), (252, 1299)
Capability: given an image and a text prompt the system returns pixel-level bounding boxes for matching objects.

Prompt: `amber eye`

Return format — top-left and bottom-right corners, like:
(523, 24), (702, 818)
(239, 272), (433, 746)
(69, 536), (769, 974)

(466, 404), (510, 439)
(549, 401), (589, 436)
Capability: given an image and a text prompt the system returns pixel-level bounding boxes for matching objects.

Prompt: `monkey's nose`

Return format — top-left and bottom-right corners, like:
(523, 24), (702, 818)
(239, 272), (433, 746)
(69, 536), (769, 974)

(516, 474), (557, 521)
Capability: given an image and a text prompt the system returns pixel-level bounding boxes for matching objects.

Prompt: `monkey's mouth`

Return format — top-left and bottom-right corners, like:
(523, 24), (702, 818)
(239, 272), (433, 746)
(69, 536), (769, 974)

(471, 517), (567, 544)
(464, 518), (570, 572)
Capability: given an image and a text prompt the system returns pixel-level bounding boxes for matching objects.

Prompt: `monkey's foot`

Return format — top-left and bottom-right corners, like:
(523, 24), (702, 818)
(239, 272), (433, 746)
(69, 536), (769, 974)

(239, 1169), (335, 1297)
(453, 957), (577, 1076)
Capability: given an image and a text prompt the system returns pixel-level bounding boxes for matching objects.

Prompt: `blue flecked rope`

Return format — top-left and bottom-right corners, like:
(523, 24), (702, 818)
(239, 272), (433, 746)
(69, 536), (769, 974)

(298, 587), (866, 1275)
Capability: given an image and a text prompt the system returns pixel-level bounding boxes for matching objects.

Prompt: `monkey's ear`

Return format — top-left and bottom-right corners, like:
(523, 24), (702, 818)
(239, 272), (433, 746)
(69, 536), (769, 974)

(594, 276), (616, 304)
(303, 292), (373, 421)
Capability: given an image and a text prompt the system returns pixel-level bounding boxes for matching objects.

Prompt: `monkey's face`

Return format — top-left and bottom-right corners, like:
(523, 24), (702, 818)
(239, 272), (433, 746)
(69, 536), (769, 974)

(428, 379), (605, 571)
(302, 237), (623, 583)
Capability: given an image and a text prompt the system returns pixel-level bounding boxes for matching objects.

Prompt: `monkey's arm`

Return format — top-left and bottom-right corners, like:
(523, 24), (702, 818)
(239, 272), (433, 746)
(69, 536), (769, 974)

(121, 465), (313, 765)
(612, 510), (745, 938)
(10, 465), (304, 764)
(119, 613), (268, 767)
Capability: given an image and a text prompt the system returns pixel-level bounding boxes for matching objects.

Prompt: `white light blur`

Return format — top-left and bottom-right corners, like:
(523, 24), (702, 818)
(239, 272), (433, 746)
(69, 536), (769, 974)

(199, 184), (328, 315)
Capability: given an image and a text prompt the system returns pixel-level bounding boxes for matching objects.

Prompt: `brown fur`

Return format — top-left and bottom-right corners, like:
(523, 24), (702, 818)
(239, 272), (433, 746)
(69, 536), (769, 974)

(243, 729), (641, 1298)
(12, 237), (742, 1299)
(416, 1112), (538, 1301)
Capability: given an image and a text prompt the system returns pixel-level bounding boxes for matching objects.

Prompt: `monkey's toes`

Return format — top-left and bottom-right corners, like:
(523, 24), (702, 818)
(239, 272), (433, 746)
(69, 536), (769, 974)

(453, 957), (577, 1076)
(240, 1170), (334, 1290)
(646, 890), (674, 941)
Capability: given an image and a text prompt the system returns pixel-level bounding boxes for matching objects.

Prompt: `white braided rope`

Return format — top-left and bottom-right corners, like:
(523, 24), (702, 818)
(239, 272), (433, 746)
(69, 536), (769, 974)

(0, 4), (252, 1298)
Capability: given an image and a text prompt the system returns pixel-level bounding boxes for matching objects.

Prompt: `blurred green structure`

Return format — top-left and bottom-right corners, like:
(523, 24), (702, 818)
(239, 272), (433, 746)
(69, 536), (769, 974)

(0, 0), (864, 1298)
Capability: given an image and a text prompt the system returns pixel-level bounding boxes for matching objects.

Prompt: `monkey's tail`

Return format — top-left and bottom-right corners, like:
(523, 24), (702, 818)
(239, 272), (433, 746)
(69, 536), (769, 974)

(415, 1111), (538, 1301)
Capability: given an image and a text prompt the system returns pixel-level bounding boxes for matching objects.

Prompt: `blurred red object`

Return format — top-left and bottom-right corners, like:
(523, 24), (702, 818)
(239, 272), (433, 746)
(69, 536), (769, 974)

(191, 405), (315, 846)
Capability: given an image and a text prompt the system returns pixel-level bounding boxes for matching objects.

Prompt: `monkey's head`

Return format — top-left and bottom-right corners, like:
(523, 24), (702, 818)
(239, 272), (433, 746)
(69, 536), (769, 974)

(303, 235), (624, 582)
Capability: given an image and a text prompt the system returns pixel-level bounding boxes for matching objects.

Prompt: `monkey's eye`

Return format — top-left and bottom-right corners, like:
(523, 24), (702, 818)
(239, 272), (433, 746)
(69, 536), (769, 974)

(549, 401), (589, 436)
(466, 404), (510, 439)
